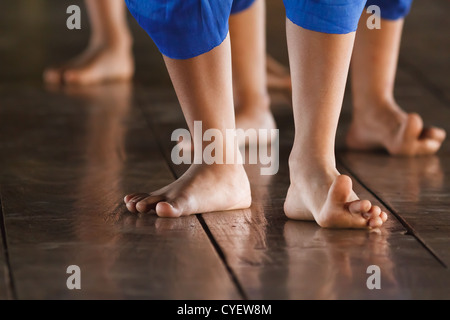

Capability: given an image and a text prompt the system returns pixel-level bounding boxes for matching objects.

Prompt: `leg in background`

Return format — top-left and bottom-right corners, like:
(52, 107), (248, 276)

(266, 55), (292, 93)
(44, 0), (134, 85)
(347, 12), (446, 155)
(229, 0), (276, 143)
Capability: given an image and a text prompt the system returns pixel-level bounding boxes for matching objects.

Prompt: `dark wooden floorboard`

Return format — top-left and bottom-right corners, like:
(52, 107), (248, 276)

(0, 85), (239, 299)
(141, 91), (450, 299)
(400, 0), (450, 105)
(0, 0), (448, 300)
(337, 0), (450, 270)
(339, 64), (450, 267)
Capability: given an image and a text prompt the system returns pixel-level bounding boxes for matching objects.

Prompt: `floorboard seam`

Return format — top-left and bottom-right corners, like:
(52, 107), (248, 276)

(0, 192), (18, 299)
(337, 155), (448, 269)
(196, 215), (249, 300)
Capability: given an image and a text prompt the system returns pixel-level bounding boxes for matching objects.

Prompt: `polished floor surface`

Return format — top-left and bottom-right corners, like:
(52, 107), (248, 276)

(0, 0), (449, 299)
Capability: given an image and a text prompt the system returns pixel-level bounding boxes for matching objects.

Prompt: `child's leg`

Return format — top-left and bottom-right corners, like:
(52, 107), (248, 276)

(283, 1), (387, 228)
(44, 0), (133, 85)
(347, 1), (446, 155)
(124, 1), (251, 217)
(125, 37), (251, 217)
(229, 0), (276, 139)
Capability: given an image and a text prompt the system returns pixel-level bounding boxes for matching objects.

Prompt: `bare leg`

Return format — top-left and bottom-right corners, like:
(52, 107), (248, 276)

(125, 36), (251, 217)
(346, 14), (446, 155)
(229, 0), (276, 143)
(44, 0), (133, 85)
(283, 20), (386, 228)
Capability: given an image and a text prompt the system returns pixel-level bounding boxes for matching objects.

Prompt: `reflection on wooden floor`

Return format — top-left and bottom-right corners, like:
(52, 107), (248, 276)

(0, 0), (449, 299)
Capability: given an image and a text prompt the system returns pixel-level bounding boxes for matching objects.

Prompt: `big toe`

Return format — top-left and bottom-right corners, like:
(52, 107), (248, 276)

(404, 113), (424, 140)
(155, 201), (182, 218)
(328, 175), (353, 203)
(397, 113), (445, 155)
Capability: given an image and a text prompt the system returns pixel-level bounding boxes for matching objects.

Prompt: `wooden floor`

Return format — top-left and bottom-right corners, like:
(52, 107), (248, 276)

(0, 0), (449, 299)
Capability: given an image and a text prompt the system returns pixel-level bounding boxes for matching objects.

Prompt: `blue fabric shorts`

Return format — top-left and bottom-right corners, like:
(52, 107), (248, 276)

(125, 0), (255, 59)
(125, 0), (413, 59)
(366, 0), (413, 20)
(284, 0), (413, 35)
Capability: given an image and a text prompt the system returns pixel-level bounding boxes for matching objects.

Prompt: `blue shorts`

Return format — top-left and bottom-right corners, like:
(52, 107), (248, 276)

(125, 0), (255, 59)
(125, 0), (413, 59)
(366, 0), (413, 20)
(285, 0), (413, 35)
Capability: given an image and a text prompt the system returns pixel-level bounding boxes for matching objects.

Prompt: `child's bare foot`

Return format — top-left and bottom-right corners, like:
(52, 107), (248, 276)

(284, 166), (387, 229)
(44, 41), (134, 85)
(124, 163), (251, 217)
(346, 100), (446, 156)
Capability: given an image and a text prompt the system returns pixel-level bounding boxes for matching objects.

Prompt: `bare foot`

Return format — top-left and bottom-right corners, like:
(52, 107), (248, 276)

(44, 42), (134, 85)
(346, 100), (446, 156)
(284, 168), (387, 229)
(124, 164), (251, 217)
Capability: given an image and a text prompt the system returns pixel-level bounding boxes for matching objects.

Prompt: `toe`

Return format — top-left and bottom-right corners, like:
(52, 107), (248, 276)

(126, 201), (138, 214)
(156, 201), (181, 218)
(369, 216), (383, 228)
(348, 199), (372, 215)
(380, 211), (388, 222)
(415, 138), (444, 155)
(404, 113), (424, 141)
(421, 127), (446, 142)
(124, 193), (148, 204)
(394, 115), (445, 156)
(135, 195), (165, 214)
(366, 205), (381, 218)
(329, 175), (353, 203)
(126, 194), (150, 213)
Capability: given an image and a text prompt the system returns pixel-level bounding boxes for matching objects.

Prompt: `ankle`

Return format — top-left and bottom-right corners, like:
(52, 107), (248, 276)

(235, 91), (270, 113)
(288, 153), (337, 181)
(206, 163), (248, 181)
(352, 96), (407, 123)
(352, 91), (396, 111)
(89, 30), (132, 52)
